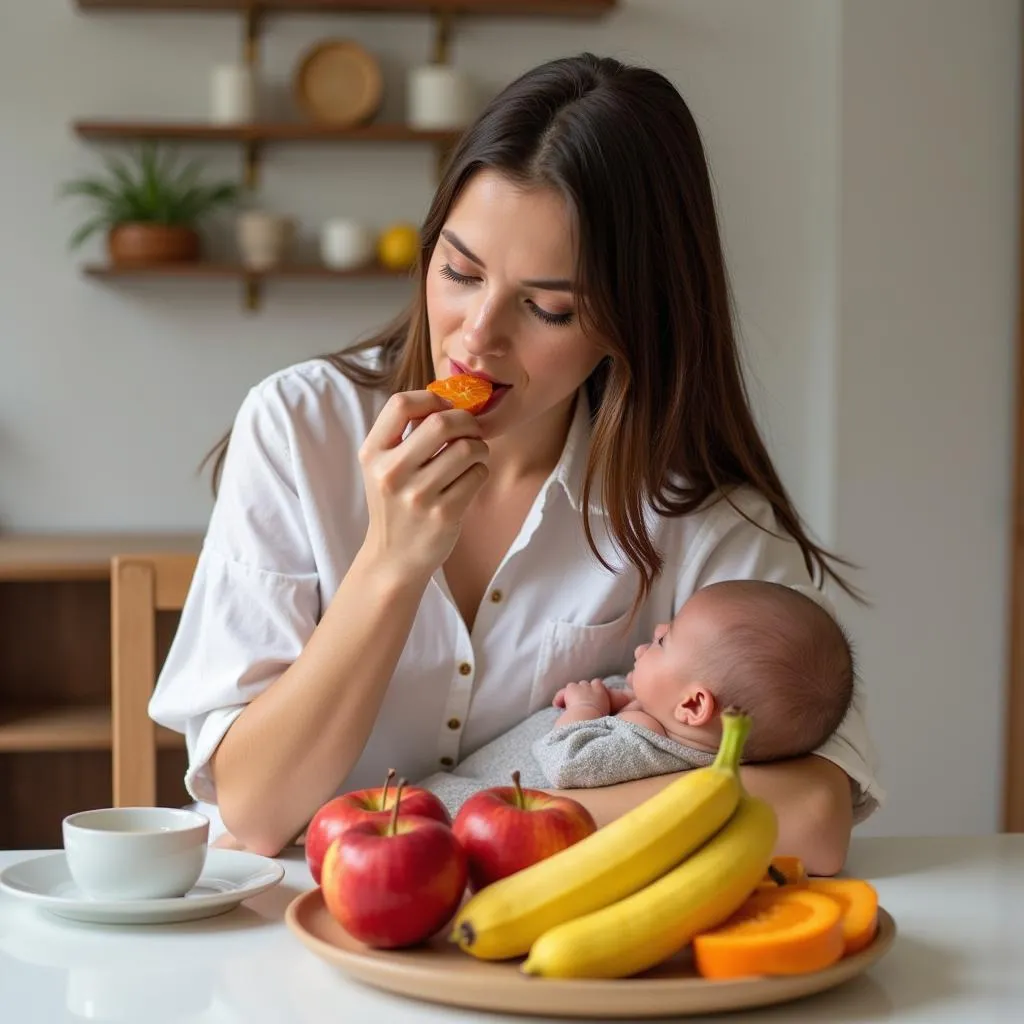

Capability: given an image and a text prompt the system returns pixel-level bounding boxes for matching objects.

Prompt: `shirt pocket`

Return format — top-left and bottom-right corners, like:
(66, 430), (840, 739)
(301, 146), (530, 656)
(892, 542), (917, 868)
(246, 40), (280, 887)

(528, 612), (635, 713)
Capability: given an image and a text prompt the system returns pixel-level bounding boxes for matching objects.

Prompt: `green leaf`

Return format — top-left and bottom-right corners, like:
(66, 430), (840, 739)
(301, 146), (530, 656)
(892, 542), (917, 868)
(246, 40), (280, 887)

(68, 215), (110, 250)
(58, 142), (239, 245)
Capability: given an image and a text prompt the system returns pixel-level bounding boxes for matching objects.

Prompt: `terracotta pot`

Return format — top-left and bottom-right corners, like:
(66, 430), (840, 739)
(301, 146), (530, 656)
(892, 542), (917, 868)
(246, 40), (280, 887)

(107, 224), (201, 266)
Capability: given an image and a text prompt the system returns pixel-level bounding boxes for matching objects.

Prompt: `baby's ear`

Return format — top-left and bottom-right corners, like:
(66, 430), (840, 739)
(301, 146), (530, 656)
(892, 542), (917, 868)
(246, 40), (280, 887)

(674, 684), (717, 727)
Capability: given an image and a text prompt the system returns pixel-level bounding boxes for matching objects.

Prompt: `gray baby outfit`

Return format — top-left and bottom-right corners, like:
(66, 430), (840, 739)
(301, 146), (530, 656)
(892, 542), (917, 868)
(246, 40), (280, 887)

(417, 700), (715, 818)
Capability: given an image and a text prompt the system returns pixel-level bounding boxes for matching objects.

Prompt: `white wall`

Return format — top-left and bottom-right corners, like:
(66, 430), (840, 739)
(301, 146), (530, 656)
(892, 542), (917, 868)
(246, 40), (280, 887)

(0, 0), (1018, 835)
(836, 0), (1020, 836)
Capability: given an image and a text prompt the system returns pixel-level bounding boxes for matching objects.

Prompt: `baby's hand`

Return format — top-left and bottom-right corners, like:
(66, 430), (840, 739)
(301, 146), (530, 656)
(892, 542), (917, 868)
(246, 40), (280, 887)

(607, 686), (637, 713)
(553, 679), (612, 715)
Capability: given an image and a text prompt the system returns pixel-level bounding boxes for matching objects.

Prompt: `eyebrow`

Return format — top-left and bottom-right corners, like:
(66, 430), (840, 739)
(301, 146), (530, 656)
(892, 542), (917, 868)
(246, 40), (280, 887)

(440, 229), (575, 292)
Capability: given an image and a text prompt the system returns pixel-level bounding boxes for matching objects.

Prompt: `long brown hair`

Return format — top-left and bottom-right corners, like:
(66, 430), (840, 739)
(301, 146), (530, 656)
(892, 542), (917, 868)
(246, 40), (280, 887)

(206, 54), (859, 604)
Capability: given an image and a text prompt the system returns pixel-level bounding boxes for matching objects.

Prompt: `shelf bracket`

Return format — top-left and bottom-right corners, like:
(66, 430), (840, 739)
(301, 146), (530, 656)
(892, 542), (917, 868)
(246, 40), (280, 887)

(243, 6), (263, 69)
(243, 140), (261, 190)
(432, 8), (455, 65)
(243, 274), (262, 314)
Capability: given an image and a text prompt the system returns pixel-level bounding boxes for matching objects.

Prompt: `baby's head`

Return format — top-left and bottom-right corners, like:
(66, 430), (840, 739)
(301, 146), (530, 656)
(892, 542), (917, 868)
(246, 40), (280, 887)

(629, 580), (854, 761)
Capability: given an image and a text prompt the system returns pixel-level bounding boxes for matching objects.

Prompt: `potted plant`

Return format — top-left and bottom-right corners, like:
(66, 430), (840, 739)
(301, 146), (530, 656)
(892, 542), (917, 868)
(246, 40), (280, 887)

(60, 144), (240, 266)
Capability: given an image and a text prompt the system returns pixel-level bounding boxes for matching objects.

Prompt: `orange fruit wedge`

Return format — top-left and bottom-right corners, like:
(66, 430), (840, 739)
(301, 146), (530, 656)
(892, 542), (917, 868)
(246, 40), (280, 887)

(692, 889), (845, 980)
(806, 878), (879, 955)
(756, 855), (808, 891)
(427, 374), (493, 414)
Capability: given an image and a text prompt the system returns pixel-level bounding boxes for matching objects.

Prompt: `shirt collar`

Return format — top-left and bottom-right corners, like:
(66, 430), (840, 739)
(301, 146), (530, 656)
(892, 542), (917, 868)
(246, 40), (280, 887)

(553, 387), (608, 517)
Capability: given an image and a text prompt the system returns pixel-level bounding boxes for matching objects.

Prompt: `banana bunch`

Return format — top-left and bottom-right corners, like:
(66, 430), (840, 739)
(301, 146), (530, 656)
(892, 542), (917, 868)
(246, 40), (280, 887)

(450, 709), (777, 979)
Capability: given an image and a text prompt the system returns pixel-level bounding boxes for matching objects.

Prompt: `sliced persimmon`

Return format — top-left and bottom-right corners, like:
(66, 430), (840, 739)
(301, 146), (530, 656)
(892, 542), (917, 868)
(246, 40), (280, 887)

(806, 878), (879, 955)
(692, 889), (845, 980)
(427, 374), (493, 414)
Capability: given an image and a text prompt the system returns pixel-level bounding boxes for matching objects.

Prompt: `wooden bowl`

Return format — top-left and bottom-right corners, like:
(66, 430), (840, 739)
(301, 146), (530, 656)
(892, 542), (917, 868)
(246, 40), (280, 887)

(285, 888), (897, 1019)
(294, 39), (383, 127)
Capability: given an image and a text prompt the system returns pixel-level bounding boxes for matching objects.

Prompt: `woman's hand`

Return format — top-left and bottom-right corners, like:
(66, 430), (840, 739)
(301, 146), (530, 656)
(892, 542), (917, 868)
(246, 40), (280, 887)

(358, 390), (490, 577)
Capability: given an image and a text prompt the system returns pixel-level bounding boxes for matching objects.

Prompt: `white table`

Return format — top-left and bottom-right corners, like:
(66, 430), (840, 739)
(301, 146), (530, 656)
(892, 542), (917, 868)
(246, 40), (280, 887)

(1, 835), (1021, 1023)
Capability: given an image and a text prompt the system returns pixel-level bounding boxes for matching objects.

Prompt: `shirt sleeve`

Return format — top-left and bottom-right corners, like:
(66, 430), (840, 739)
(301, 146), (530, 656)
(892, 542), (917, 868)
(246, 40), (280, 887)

(531, 717), (709, 789)
(148, 383), (321, 805)
(681, 488), (886, 824)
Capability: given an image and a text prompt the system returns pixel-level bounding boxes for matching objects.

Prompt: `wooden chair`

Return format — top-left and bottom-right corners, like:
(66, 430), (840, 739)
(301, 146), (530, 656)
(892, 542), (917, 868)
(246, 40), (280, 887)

(110, 553), (197, 807)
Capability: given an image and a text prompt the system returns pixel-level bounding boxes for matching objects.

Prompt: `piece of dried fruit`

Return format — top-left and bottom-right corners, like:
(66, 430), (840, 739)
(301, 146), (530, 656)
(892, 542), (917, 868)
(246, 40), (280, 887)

(427, 374), (494, 414)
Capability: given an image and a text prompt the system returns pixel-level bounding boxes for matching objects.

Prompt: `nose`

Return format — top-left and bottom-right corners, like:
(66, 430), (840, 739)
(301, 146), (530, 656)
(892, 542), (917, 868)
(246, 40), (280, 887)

(634, 642), (650, 661)
(462, 291), (509, 358)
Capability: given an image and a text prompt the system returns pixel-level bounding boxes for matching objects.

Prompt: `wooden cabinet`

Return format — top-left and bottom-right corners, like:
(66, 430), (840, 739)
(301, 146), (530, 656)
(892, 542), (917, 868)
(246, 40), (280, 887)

(0, 534), (200, 849)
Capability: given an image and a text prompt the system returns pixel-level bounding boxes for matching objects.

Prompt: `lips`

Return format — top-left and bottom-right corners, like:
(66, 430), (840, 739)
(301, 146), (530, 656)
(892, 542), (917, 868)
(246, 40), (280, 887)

(449, 359), (511, 390)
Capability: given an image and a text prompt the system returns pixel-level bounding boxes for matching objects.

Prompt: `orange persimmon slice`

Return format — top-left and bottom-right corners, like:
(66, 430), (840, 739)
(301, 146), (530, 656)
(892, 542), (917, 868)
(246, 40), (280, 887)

(693, 889), (845, 980)
(427, 374), (493, 414)
(756, 855), (809, 891)
(806, 878), (879, 955)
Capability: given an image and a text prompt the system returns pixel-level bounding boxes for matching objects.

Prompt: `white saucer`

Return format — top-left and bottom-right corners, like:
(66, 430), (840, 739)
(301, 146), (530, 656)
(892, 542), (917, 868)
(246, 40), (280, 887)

(0, 848), (285, 924)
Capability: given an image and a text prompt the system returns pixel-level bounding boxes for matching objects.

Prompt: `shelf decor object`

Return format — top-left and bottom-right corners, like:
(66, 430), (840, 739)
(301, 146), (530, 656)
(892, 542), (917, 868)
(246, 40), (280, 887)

(71, 0), (618, 310)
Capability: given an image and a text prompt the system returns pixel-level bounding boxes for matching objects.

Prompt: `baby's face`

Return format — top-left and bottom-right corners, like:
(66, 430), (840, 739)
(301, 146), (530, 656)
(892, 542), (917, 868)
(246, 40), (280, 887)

(629, 595), (724, 723)
(628, 619), (689, 720)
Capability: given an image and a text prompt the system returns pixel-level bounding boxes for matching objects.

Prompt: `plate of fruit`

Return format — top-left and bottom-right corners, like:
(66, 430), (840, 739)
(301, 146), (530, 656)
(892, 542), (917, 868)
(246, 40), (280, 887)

(285, 712), (895, 1018)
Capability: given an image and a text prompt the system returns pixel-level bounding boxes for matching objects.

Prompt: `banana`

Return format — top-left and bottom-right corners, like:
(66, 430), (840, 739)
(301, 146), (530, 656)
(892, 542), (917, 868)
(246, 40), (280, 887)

(450, 710), (752, 961)
(520, 793), (777, 979)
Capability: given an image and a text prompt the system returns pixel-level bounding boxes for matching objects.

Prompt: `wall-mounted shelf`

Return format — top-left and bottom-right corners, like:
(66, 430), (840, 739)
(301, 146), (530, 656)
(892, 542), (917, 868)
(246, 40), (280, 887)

(74, 121), (464, 188)
(84, 261), (412, 311)
(75, 1), (616, 15)
(71, 0), (617, 313)
(74, 121), (462, 144)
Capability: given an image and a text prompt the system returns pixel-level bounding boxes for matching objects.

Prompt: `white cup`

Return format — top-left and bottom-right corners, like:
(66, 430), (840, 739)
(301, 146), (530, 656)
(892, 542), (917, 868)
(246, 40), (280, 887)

(210, 64), (254, 124)
(407, 65), (475, 130)
(62, 807), (209, 901)
(320, 218), (376, 270)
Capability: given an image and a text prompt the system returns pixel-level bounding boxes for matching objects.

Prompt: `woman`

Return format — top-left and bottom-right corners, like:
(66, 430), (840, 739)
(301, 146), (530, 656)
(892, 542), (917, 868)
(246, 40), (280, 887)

(150, 54), (882, 873)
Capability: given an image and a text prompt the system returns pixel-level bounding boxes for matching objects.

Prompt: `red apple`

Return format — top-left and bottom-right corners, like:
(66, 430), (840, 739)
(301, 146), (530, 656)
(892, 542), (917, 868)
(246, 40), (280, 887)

(321, 779), (468, 948)
(305, 769), (451, 884)
(452, 770), (597, 891)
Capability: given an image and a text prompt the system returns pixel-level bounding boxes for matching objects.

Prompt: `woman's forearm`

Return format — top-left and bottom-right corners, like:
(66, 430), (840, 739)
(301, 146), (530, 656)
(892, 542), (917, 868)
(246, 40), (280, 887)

(211, 548), (430, 855)
(551, 755), (853, 876)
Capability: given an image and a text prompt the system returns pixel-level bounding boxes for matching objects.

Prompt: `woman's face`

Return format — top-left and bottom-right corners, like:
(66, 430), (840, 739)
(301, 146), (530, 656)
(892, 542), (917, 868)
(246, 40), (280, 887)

(426, 170), (605, 440)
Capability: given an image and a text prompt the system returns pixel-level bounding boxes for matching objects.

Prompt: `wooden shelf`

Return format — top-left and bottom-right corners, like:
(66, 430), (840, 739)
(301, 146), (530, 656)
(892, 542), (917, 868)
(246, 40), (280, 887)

(0, 533), (202, 582)
(75, 1), (617, 16)
(74, 121), (463, 144)
(84, 261), (406, 279)
(0, 706), (181, 753)
(82, 262), (413, 312)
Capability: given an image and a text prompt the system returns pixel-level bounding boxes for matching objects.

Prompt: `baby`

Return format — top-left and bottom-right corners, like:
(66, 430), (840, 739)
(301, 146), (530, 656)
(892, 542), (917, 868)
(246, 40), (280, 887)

(418, 579), (854, 812)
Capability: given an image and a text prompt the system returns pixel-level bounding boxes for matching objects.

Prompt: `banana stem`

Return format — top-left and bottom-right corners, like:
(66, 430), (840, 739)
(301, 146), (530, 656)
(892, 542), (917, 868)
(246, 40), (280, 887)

(511, 770), (525, 810)
(388, 778), (406, 837)
(713, 709), (752, 773)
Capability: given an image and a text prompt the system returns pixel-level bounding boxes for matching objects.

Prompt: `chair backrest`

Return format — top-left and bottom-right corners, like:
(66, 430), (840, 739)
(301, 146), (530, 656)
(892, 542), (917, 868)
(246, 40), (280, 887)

(110, 553), (197, 807)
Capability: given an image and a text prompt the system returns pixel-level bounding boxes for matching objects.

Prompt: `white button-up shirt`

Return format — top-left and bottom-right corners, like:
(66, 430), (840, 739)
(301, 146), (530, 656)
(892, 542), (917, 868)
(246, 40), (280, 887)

(149, 357), (885, 826)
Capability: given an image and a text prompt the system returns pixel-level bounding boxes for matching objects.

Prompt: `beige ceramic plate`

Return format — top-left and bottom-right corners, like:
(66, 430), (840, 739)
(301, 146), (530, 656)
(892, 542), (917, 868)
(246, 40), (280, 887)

(285, 890), (896, 1019)
(294, 39), (382, 127)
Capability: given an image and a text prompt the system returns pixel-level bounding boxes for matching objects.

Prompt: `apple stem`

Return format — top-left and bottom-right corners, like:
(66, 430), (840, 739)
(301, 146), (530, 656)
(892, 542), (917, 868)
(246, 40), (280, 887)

(381, 767), (396, 811)
(511, 770), (525, 811)
(388, 778), (406, 837)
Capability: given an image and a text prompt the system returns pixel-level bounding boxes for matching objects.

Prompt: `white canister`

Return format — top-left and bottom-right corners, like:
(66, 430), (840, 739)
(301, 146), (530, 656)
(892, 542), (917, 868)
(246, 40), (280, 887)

(320, 218), (376, 270)
(210, 65), (254, 124)
(407, 65), (475, 130)
(237, 211), (294, 270)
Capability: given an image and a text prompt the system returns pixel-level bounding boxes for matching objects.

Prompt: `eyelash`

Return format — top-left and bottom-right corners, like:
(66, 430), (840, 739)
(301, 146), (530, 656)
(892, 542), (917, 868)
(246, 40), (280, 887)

(439, 263), (575, 327)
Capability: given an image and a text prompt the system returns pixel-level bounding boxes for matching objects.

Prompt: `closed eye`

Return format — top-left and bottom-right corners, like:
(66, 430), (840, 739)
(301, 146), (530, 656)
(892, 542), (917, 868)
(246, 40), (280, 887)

(439, 264), (575, 328)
